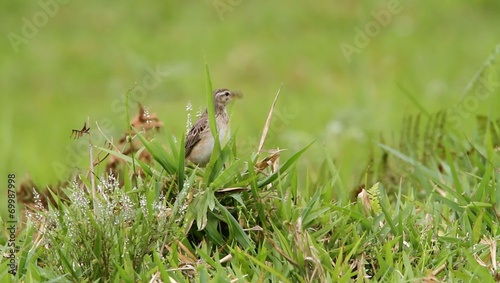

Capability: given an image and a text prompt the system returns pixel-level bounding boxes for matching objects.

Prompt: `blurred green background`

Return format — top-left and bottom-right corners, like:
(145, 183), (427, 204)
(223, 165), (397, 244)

(1, 0), (500, 192)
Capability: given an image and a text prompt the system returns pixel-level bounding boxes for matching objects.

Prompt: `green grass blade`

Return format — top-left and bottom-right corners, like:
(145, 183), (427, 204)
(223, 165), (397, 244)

(205, 62), (220, 153)
(134, 129), (177, 174)
(153, 251), (176, 283)
(204, 139), (233, 185)
(229, 247), (292, 283)
(258, 140), (315, 188)
(178, 134), (186, 192)
(209, 156), (245, 189)
(216, 199), (253, 249)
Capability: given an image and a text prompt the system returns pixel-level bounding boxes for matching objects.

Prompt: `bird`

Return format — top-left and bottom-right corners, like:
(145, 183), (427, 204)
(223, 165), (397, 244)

(185, 88), (238, 166)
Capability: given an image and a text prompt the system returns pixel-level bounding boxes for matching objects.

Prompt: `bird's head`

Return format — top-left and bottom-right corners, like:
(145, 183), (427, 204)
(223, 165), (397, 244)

(213, 88), (241, 107)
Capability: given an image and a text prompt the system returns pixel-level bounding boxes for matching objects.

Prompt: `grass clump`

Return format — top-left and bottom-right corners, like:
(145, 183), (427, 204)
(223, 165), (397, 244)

(27, 176), (172, 282)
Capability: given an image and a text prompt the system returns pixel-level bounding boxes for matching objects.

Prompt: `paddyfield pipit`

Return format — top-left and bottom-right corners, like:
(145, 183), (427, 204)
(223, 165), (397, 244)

(185, 89), (238, 166)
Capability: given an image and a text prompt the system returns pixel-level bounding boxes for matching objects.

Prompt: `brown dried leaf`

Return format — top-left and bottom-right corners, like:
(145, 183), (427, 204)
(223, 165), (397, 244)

(105, 104), (164, 176)
(17, 176), (69, 211)
(357, 188), (371, 214)
(130, 103), (164, 132)
(176, 240), (198, 263)
(255, 149), (285, 172)
(215, 187), (249, 194)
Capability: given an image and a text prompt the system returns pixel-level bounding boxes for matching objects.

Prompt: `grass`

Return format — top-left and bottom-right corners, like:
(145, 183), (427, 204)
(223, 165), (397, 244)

(1, 0), (500, 281)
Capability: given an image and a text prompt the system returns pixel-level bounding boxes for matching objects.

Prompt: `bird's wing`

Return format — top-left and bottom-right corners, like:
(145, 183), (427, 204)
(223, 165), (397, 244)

(185, 113), (209, 158)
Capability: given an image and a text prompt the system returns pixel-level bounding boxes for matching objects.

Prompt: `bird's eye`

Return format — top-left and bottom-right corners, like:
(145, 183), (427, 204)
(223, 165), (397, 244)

(224, 92), (230, 96)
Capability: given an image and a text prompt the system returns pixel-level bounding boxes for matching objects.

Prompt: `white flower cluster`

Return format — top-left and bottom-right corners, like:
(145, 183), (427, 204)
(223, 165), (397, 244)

(186, 100), (193, 134)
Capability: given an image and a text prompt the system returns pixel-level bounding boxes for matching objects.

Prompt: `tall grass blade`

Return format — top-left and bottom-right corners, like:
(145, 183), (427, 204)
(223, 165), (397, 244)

(178, 134), (186, 192)
(204, 62), (220, 154)
(134, 129), (177, 174)
(216, 199), (253, 249)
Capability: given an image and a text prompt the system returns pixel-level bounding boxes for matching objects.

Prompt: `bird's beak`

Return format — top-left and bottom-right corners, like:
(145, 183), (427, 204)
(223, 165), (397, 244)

(231, 91), (243, 99)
